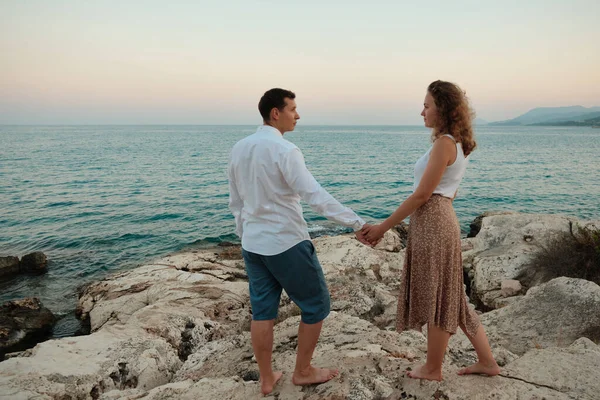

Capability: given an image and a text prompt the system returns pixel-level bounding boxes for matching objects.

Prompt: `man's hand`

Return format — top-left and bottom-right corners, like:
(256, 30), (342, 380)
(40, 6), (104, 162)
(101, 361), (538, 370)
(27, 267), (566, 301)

(355, 224), (374, 246)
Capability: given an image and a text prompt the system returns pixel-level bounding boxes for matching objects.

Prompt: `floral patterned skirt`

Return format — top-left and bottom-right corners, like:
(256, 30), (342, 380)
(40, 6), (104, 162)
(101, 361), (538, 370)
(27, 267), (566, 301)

(396, 195), (480, 337)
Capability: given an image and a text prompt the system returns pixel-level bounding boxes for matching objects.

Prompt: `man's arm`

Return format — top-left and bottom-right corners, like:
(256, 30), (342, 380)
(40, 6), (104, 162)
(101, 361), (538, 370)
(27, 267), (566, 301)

(280, 147), (365, 230)
(227, 162), (243, 238)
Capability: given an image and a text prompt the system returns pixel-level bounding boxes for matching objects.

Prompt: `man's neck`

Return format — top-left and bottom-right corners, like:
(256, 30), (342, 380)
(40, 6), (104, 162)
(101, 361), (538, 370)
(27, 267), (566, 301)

(263, 122), (284, 135)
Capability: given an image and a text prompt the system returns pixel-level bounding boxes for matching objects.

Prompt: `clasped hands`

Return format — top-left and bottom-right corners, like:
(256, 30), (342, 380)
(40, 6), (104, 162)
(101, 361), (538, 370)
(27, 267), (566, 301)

(355, 223), (386, 247)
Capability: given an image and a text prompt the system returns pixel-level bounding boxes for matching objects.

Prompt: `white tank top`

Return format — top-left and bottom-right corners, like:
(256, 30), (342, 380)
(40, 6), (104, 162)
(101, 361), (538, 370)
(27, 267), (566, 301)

(413, 134), (468, 198)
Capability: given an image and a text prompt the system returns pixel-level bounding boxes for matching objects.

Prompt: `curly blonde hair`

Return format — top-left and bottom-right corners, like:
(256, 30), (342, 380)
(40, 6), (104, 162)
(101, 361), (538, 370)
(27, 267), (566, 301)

(428, 80), (476, 156)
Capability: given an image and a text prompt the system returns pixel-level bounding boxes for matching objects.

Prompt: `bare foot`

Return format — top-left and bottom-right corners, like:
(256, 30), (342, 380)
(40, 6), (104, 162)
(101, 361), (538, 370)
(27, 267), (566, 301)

(292, 366), (339, 386)
(260, 371), (283, 396)
(457, 362), (501, 377)
(406, 364), (442, 381)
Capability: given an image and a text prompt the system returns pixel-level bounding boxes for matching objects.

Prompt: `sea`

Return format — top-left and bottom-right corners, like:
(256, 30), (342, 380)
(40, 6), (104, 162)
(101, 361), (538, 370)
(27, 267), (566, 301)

(1, 124), (599, 337)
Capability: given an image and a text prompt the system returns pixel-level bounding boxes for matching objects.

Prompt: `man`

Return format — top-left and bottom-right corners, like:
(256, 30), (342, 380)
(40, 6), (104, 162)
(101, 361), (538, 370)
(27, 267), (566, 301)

(228, 88), (370, 395)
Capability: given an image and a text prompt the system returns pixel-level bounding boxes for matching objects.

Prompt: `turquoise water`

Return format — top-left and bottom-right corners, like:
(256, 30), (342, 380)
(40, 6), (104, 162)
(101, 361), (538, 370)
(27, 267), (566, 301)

(1, 125), (599, 336)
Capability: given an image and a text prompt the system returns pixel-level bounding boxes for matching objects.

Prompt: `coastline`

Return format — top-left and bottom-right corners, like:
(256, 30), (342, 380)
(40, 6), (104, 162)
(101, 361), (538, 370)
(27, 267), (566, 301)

(2, 124), (600, 335)
(1, 212), (599, 399)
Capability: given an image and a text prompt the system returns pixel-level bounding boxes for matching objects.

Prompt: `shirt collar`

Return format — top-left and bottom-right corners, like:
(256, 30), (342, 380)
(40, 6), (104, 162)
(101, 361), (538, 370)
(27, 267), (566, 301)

(256, 124), (283, 137)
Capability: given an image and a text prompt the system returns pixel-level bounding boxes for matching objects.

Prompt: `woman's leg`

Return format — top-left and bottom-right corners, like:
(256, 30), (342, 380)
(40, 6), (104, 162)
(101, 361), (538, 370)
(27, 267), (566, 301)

(407, 324), (450, 381)
(457, 323), (501, 376)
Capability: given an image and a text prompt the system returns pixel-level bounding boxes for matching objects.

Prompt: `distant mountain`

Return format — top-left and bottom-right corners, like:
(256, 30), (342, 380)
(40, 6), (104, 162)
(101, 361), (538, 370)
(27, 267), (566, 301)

(474, 117), (488, 125)
(490, 106), (600, 126)
(532, 114), (600, 127)
(539, 111), (600, 123)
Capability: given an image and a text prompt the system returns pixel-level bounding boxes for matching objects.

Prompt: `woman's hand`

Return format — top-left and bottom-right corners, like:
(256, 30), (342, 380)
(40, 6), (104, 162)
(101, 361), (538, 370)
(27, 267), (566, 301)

(361, 224), (386, 246)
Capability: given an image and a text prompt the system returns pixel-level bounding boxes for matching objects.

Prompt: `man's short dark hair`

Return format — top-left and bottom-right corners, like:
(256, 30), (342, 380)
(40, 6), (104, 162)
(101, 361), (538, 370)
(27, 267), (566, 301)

(258, 88), (296, 122)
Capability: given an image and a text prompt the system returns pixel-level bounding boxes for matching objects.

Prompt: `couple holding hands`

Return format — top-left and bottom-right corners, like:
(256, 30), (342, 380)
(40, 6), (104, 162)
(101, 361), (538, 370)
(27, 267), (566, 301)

(228, 82), (500, 396)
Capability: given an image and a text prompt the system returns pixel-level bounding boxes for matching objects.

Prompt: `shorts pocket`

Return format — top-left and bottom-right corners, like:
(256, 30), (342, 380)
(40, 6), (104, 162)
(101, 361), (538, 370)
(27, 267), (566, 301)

(309, 240), (316, 256)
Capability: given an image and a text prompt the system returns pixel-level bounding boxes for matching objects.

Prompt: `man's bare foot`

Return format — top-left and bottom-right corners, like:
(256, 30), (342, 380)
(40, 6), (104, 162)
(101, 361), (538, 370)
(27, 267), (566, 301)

(292, 366), (339, 386)
(406, 364), (442, 381)
(457, 362), (500, 377)
(260, 371), (283, 396)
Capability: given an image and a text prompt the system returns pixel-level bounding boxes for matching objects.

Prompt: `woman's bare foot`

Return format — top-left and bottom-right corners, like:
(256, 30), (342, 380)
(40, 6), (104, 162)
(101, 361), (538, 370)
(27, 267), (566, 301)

(260, 371), (283, 396)
(457, 362), (501, 377)
(292, 366), (339, 386)
(406, 364), (443, 381)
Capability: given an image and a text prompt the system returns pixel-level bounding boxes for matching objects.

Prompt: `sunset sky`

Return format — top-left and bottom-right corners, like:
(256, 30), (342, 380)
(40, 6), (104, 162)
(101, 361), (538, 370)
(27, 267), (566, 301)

(1, 0), (599, 125)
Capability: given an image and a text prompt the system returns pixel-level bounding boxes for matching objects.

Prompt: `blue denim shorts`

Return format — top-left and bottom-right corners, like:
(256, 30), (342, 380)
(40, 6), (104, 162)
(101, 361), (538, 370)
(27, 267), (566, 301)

(242, 240), (330, 324)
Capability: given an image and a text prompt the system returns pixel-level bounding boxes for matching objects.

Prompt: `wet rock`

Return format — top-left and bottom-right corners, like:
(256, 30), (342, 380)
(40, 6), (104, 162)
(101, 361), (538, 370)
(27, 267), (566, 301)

(0, 256), (20, 278)
(0, 297), (55, 360)
(19, 251), (48, 274)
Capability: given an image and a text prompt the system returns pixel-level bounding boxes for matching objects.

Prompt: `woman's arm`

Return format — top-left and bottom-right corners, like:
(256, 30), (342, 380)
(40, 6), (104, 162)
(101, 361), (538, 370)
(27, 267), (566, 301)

(363, 137), (455, 242)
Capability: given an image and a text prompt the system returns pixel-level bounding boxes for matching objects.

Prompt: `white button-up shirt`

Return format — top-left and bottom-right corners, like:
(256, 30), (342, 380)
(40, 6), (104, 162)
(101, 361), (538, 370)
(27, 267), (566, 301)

(228, 125), (365, 256)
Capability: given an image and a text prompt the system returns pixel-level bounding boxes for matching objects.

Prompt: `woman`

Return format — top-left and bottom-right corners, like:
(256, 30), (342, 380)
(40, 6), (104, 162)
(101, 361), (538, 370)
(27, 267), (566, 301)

(362, 80), (500, 381)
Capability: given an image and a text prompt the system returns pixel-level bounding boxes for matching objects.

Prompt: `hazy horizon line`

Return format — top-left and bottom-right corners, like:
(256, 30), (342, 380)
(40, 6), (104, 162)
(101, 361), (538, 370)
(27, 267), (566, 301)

(0, 123), (429, 127)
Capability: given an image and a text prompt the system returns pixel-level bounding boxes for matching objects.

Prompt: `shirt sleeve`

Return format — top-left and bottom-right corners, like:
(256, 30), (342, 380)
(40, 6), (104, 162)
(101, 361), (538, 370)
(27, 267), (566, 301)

(227, 159), (243, 238)
(280, 147), (365, 231)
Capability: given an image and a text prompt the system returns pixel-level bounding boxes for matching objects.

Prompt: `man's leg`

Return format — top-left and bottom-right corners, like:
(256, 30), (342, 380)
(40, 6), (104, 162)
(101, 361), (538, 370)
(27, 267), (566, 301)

(243, 249), (284, 395)
(251, 319), (283, 395)
(292, 320), (339, 385)
(263, 240), (338, 386)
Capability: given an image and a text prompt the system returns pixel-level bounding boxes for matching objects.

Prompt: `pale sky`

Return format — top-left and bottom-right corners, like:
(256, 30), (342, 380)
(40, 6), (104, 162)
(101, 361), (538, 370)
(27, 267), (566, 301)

(1, 0), (599, 125)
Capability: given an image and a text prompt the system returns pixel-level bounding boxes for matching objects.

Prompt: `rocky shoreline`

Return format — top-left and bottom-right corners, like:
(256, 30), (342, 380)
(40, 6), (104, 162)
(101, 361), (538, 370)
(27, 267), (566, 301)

(1, 212), (599, 399)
